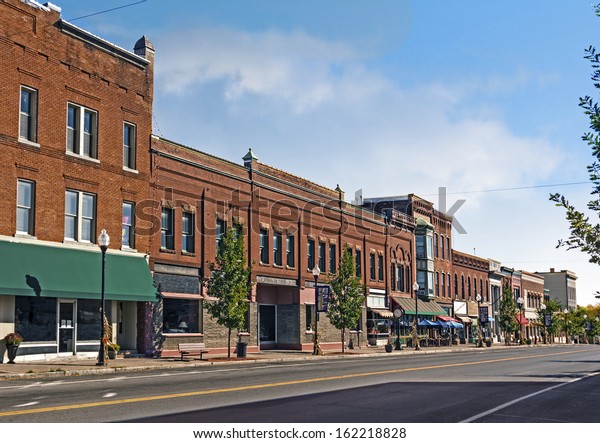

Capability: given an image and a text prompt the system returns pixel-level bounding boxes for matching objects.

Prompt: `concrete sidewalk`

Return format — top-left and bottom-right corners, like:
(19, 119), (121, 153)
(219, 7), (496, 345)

(0, 342), (522, 381)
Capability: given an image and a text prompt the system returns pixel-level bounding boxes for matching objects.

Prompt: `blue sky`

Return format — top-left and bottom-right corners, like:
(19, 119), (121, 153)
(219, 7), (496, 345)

(55, 0), (600, 306)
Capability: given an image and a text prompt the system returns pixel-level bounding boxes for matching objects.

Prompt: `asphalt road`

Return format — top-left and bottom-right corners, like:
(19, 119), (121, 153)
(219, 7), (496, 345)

(0, 345), (599, 423)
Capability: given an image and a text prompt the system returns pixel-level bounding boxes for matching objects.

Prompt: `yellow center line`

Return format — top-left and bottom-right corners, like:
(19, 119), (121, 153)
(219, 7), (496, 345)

(0, 348), (591, 417)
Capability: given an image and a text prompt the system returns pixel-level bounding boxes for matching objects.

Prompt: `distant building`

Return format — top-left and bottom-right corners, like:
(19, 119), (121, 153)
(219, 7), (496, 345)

(535, 268), (577, 310)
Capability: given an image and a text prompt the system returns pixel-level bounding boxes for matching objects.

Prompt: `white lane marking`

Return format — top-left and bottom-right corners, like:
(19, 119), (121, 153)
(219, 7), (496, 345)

(460, 371), (600, 423)
(102, 393), (117, 398)
(13, 402), (40, 408)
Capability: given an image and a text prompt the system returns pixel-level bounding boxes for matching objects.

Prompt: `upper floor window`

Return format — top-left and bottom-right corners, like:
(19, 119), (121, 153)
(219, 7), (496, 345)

(369, 252), (376, 280)
(397, 264), (404, 292)
(329, 244), (337, 274)
(446, 237), (451, 260)
(434, 233), (439, 258)
(391, 263), (396, 291)
(123, 122), (137, 170)
(259, 228), (269, 264)
(216, 218), (226, 252)
(355, 249), (362, 277)
(441, 272), (446, 297)
(182, 212), (195, 253)
(378, 254), (384, 281)
(161, 207), (174, 250)
(20, 86), (38, 143)
(286, 234), (295, 268)
(307, 238), (315, 270)
(65, 190), (96, 243)
(273, 231), (282, 266)
(440, 235), (445, 260)
(318, 241), (326, 274)
(67, 103), (97, 159)
(122, 201), (134, 249)
(16, 179), (35, 235)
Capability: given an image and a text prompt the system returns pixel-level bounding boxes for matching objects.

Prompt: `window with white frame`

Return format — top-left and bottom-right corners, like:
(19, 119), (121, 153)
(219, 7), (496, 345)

(20, 86), (38, 143)
(64, 190), (96, 243)
(161, 207), (174, 250)
(307, 238), (315, 270)
(122, 201), (134, 248)
(16, 179), (35, 235)
(286, 234), (295, 267)
(369, 252), (376, 280)
(260, 228), (269, 264)
(329, 244), (336, 274)
(67, 103), (97, 158)
(182, 212), (194, 253)
(273, 231), (282, 266)
(123, 122), (136, 170)
(318, 241), (326, 273)
(378, 254), (384, 281)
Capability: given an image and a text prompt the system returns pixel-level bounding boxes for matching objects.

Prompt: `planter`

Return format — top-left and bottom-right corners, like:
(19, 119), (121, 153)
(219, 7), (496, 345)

(485, 341), (492, 348)
(6, 344), (19, 364)
(107, 350), (117, 360)
(384, 344), (393, 353)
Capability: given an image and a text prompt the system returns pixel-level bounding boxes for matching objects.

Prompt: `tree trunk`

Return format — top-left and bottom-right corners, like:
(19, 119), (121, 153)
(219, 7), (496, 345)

(341, 328), (345, 353)
(227, 327), (231, 358)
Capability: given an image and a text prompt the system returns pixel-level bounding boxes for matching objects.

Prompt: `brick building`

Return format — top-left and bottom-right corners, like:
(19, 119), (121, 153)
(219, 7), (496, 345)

(521, 271), (544, 341)
(149, 137), (416, 355)
(0, 0), (156, 361)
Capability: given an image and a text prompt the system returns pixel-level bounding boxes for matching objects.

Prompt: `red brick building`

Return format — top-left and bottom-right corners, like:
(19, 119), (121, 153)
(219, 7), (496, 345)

(0, 0), (156, 361)
(149, 137), (416, 355)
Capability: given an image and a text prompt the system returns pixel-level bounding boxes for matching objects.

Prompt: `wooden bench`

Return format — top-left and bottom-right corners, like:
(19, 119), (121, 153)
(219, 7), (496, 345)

(178, 343), (208, 361)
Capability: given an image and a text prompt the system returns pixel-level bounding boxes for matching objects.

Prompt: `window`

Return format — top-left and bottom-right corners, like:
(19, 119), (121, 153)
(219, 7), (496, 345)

(391, 264), (396, 291)
(162, 298), (200, 333)
(273, 231), (282, 266)
(65, 190), (96, 242)
(441, 272), (446, 298)
(286, 234), (295, 267)
(355, 249), (361, 277)
(260, 228), (269, 264)
(16, 179), (35, 235)
(318, 241), (326, 273)
(123, 122), (136, 170)
(426, 235), (433, 259)
(468, 276), (472, 299)
(20, 86), (38, 143)
(397, 264), (404, 292)
(182, 212), (194, 253)
(307, 238), (315, 270)
(378, 254), (384, 281)
(440, 235), (445, 260)
(122, 201), (134, 248)
(370, 253), (376, 280)
(448, 274), (451, 298)
(305, 304), (314, 331)
(67, 103), (97, 158)
(446, 237), (450, 260)
(216, 218), (226, 252)
(416, 235), (425, 259)
(161, 207), (174, 250)
(435, 272), (439, 297)
(329, 244), (337, 274)
(434, 233), (439, 258)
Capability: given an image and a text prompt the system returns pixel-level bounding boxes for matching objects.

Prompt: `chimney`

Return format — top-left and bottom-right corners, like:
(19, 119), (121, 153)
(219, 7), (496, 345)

(550, 268), (555, 273)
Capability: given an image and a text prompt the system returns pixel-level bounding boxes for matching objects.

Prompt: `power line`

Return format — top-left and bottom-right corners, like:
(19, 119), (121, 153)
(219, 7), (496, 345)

(67, 0), (147, 22)
(421, 181), (590, 197)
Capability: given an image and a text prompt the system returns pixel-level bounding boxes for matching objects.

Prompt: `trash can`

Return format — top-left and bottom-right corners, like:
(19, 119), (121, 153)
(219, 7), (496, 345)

(236, 342), (247, 358)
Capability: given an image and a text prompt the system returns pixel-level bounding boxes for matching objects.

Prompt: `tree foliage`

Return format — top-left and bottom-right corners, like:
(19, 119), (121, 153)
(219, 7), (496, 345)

(498, 286), (518, 344)
(536, 298), (561, 339)
(550, 3), (600, 265)
(206, 222), (252, 358)
(327, 247), (365, 353)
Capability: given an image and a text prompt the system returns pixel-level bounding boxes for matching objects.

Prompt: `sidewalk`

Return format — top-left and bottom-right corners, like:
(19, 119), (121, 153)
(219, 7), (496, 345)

(0, 342), (519, 381)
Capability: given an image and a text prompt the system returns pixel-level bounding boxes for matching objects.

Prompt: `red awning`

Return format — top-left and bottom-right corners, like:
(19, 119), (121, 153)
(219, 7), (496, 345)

(437, 315), (454, 322)
(516, 314), (529, 325)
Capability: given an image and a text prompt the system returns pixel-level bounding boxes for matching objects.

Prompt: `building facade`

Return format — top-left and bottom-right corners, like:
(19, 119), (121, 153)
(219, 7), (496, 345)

(535, 269), (577, 311)
(0, 0), (156, 361)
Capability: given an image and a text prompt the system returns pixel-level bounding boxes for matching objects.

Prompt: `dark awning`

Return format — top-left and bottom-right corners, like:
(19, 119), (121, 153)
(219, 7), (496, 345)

(0, 239), (157, 302)
(369, 308), (394, 318)
(391, 296), (446, 316)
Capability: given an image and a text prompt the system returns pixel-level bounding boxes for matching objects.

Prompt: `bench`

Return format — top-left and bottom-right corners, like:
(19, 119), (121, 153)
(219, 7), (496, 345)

(178, 343), (208, 361)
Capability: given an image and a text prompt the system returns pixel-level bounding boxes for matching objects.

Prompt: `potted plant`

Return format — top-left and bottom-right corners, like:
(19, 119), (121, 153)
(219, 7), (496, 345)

(485, 338), (492, 347)
(3, 332), (23, 364)
(384, 337), (393, 353)
(107, 342), (120, 360)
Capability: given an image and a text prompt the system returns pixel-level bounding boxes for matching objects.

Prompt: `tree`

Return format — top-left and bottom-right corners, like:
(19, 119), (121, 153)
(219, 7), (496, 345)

(499, 286), (518, 345)
(327, 247), (365, 353)
(550, 3), (600, 265)
(206, 222), (252, 358)
(536, 299), (561, 343)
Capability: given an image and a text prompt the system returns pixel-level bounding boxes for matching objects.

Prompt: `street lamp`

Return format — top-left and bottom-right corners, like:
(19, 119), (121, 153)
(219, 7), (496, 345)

(413, 282), (420, 350)
(476, 294), (483, 347)
(517, 296), (525, 345)
(563, 308), (570, 344)
(540, 302), (547, 344)
(96, 229), (109, 366)
(312, 265), (322, 356)
(583, 314), (588, 344)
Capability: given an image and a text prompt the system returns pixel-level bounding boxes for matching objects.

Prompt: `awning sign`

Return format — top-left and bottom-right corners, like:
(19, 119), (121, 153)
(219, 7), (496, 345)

(478, 306), (489, 324)
(316, 285), (331, 312)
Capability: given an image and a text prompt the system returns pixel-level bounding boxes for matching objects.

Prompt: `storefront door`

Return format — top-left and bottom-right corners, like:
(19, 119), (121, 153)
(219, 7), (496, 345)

(58, 300), (76, 355)
(259, 305), (276, 348)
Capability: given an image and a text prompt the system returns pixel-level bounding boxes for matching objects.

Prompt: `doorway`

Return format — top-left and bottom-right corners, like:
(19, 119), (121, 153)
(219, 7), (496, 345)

(58, 300), (76, 354)
(259, 305), (276, 349)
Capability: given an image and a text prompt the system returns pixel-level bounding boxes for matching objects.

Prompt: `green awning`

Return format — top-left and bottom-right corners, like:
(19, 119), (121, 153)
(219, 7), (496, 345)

(391, 295), (446, 316)
(0, 239), (157, 302)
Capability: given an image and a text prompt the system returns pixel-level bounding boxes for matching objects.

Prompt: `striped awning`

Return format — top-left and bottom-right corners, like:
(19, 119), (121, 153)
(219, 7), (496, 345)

(390, 296), (446, 316)
(369, 308), (394, 318)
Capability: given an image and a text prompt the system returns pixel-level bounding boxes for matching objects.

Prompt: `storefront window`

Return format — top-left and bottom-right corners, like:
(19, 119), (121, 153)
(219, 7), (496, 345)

(15, 296), (57, 342)
(162, 298), (200, 333)
(77, 299), (102, 341)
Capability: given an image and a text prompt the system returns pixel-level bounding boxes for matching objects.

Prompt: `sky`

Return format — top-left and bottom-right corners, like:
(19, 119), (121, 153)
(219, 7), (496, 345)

(53, 0), (600, 306)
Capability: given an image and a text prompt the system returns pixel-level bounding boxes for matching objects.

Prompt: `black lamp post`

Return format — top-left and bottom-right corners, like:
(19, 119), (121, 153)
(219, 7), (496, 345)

(476, 294), (483, 347)
(540, 302), (547, 344)
(312, 265), (322, 356)
(413, 282), (420, 351)
(517, 296), (525, 345)
(563, 308), (570, 344)
(96, 229), (109, 366)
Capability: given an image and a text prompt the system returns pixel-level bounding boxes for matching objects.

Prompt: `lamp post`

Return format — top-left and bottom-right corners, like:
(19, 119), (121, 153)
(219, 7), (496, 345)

(312, 265), (322, 356)
(563, 308), (570, 344)
(476, 294), (483, 347)
(413, 282), (420, 350)
(96, 229), (109, 366)
(583, 314), (588, 344)
(517, 296), (524, 345)
(540, 302), (547, 344)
